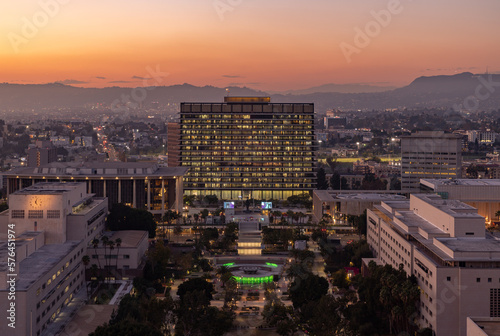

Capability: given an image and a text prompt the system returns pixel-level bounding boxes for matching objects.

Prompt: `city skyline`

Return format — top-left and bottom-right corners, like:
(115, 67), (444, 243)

(1, 0), (500, 91)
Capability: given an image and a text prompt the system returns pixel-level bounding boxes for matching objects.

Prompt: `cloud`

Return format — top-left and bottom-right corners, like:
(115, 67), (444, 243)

(222, 75), (243, 78)
(131, 76), (152, 80)
(55, 79), (88, 85)
(95, 76), (106, 80)
(228, 82), (262, 86)
(108, 80), (134, 83)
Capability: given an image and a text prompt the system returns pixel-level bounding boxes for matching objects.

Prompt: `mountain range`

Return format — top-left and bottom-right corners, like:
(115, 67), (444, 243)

(1, 72), (499, 113)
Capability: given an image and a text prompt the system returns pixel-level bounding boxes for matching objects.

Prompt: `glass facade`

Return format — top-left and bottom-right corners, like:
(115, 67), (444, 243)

(180, 100), (317, 200)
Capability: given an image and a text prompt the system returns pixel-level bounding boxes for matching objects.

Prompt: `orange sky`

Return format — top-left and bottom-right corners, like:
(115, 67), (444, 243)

(1, 0), (499, 91)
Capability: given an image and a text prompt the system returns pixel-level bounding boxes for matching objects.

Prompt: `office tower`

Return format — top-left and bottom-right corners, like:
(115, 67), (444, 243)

(401, 132), (462, 191)
(27, 140), (57, 167)
(167, 122), (180, 167)
(180, 97), (317, 200)
(366, 194), (500, 336)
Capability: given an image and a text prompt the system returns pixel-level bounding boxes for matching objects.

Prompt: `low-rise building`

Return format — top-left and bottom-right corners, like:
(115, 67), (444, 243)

(420, 179), (500, 224)
(5, 162), (188, 218)
(312, 189), (406, 222)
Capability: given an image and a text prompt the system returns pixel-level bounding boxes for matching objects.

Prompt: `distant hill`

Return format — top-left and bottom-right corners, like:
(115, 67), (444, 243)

(1, 73), (499, 112)
(273, 83), (397, 95)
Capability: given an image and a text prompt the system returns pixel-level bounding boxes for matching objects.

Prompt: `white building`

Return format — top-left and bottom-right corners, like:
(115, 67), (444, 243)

(367, 194), (500, 336)
(401, 132), (462, 191)
(0, 182), (108, 336)
(420, 179), (500, 224)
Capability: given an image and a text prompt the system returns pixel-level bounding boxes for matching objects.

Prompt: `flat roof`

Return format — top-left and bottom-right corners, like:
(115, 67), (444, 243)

(412, 194), (484, 218)
(2, 238), (82, 291)
(314, 190), (407, 202)
(7, 162), (188, 178)
(100, 230), (148, 248)
(437, 237), (500, 253)
(421, 179), (500, 187)
(12, 182), (84, 195)
(469, 318), (500, 336)
(401, 131), (461, 139)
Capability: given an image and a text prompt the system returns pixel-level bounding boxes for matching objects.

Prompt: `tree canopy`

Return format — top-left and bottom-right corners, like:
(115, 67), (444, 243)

(106, 203), (157, 238)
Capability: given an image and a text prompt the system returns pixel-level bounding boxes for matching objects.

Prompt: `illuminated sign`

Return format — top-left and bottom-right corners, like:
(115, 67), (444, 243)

(261, 202), (272, 210)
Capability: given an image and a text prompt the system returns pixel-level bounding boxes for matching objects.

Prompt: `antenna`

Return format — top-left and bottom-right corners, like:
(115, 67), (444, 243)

(225, 88), (230, 97)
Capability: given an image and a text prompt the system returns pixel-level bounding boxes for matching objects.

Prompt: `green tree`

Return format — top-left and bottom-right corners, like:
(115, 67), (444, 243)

(289, 274), (329, 308)
(82, 255), (90, 299)
(90, 320), (163, 336)
(106, 203), (157, 238)
(330, 172), (341, 189)
(177, 277), (214, 303)
(316, 167), (328, 190)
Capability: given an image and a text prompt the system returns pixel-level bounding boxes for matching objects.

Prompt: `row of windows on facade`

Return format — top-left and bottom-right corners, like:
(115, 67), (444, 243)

(36, 247), (84, 296)
(11, 210), (60, 219)
(181, 138), (315, 143)
(36, 276), (82, 336)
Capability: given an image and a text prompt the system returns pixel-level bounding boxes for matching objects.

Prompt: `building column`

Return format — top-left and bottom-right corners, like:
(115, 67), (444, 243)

(147, 179), (151, 210)
(133, 179), (136, 207)
(103, 179), (106, 197)
(161, 179), (165, 213)
(118, 180), (121, 203)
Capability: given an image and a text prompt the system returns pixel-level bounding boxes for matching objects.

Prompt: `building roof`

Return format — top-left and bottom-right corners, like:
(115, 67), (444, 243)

(7, 162), (188, 178)
(11, 182), (84, 195)
(422, 178), (500, 187)
(6, 238), (82, 291)
(314, 189), (407, 202)
(401, 131), (462, 139)
(100, 230), (148, 248)
(469, 317), (500, 336)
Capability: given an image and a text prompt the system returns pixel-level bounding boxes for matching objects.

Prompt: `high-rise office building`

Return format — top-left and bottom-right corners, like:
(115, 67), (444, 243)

(27, 140), (57, 167)
(401, 132), (462, 191)
(167, 122), (180, 167)
(180, 97), (317, 200)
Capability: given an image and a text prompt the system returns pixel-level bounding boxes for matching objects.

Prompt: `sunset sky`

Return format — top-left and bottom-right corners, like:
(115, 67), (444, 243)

(1, 0), (499, 91)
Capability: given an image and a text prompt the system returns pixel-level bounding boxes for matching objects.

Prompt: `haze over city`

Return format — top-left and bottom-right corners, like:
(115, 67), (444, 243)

(1, 0), (500, 91)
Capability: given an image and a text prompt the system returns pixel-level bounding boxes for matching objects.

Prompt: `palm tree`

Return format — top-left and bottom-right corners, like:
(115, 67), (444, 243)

(107, 240), (115, 281)
(91, 238), (102, 271)
(101, 236), (109, 282)
(82, 255), (90, 300)
(495, 210), (500, 221)
(272, 211), (282, 225)
(114, 238), (122, 273)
